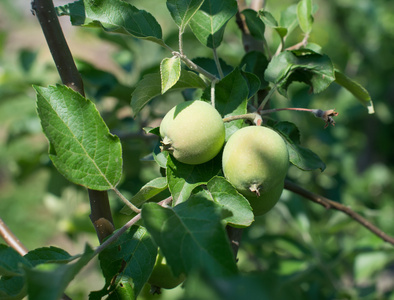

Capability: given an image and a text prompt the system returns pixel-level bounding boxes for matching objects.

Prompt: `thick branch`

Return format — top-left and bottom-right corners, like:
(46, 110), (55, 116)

(31, 0), (114, 243)
(285, 180), (394, 246)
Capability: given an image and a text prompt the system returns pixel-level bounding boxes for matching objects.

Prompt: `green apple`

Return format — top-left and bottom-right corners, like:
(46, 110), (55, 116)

(222, 126), (289, 215)
(148, 252), (185, 289)
(160, 100), (225, 165)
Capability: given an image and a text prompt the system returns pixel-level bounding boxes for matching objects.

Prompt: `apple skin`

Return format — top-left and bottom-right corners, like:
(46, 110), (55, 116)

(148, 252), (185, 289)
(222, 126), (289, 215)
(160, 100), (225, 165)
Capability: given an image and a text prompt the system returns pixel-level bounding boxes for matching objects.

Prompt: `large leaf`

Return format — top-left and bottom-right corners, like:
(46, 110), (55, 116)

(334, 70), (374, 114)
(166, 153), (222, 204)
(141, 196), (238, 277)
(160, 56), (181, 94)
(203, 68), (248, 140)
(166, 0), (205, 32)
(96, 226), (157, 298)
(273, 122), (326, 171)
(35, 85), (123, 190)
(131, 70), (207, 117)
(205, 176), (254, 228)
(189, 0), (237, 48)
(25, 245), (95, 300)
(56, 0), (165, 47)
(264, 49), (335, 97)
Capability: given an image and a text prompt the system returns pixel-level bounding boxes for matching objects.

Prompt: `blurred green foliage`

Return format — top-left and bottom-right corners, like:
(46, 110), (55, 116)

(0, 0), (393, 299)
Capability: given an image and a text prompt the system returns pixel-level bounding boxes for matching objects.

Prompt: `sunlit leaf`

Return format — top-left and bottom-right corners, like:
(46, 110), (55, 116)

(35, 85), (123, 190)
(56, 0), (165, 47)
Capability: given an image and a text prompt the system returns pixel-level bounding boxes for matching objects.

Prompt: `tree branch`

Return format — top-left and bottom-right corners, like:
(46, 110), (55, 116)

(285, 180), (394, 246)
(31, 0), (114, 244)
(0, 218), (29, 256)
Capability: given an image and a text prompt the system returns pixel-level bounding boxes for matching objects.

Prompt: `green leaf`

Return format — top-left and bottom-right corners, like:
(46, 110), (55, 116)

(274, 122), (326, 171)
(141, 197), (238, 277)
(97, 226), (157, 297)
(192, 57), (234, 78)
(241, 71), (262, 99)
(131, 70), (207, 117)
(56, 0), (165, 47)
(120, 177), (168, 215)
(354, 252), (392, 283)
(107, 277), (135, 300)
(264, 49), (335, 97)
(0, 276), (26, 300)
(189, 0), (237, 48)
(25, 244), (95, 300)
(239, 51), (269, 89)
(297, 0), (313, 33)
(166, 153), (222, 204)
(35, 85), (123, 190)
(160, 56), (181, 94)
(0, 244), (31, 277)
(280, 4), (298, 33)
(166, 0), (205, 32)
(205, 68), (248, 140)
(184, 273), (271, 300)
(206, 176), (254, 227)
(334, 70), (374, 114)
(24, 247), (72, 267)
(258, 10), (288, 38)
(241, 9), (265, 40)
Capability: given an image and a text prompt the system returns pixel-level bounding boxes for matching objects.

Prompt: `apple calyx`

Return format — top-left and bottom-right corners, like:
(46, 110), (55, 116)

(249, 183), (261, 196)
(160, 136), (174, 153)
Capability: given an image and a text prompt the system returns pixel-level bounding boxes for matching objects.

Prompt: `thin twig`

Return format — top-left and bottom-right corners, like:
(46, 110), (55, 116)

(173, 51), (218, 82)
(0, 218), (29, 256)
(113, 188), (141, 214)
(223, 113), (262, 125)
(212, 48), (224, 79)
(284, 180), (394, 246)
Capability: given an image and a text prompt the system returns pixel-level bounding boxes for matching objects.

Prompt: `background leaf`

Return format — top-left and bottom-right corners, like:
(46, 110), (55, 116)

(141, 197), (238, 277)
(189, 0), (237, 48)
(166, 0), (205, 32)
(35, 85), (123, 190)
(297, 0), (313, 33)
(241, 9), (266, 41)
(56, 0), (165, 47)
(334, 70), (374, 113)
